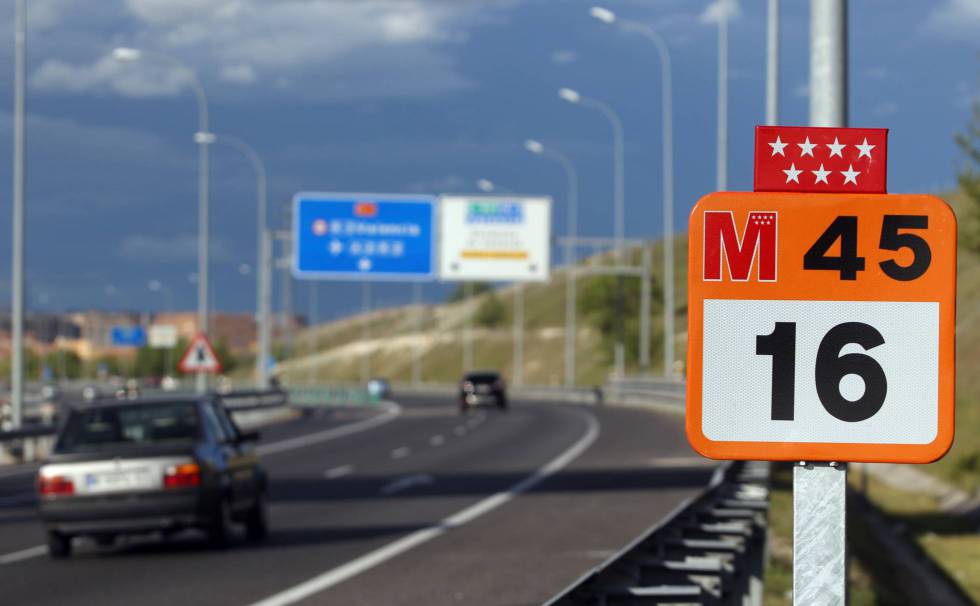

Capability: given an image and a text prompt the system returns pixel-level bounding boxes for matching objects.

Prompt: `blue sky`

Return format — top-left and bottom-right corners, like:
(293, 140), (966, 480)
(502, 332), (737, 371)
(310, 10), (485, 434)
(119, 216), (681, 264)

(0, 0), (977, 319)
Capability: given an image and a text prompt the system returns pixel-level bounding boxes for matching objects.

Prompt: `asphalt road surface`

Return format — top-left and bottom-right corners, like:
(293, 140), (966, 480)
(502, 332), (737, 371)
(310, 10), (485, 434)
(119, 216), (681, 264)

(0, 393), (716, 606)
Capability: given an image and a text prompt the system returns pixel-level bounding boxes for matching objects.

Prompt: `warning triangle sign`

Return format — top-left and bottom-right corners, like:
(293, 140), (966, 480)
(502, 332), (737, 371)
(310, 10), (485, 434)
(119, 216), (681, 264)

(178, 332), (223, 374)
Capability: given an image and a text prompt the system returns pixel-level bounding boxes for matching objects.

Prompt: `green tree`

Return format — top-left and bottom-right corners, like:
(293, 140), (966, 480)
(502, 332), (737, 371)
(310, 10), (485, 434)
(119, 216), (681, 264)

(474, 292), (507, 328)
(578, 274), (663, 367)
(956, 95), (980, 252)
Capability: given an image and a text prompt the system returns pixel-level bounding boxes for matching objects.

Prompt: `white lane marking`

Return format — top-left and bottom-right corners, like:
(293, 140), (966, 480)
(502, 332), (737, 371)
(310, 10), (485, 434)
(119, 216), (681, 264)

(323, 465), (354, 479)
(389, 447), (410, 460)
(453, 426), (467, 436)
(0, 492), (35, 507)
(429, 435), (445, 447)
(248, 410), (600, 606)
(0, 545), (46, 565)
(379, 474), (434, 496)
(258, 403), (401, 456)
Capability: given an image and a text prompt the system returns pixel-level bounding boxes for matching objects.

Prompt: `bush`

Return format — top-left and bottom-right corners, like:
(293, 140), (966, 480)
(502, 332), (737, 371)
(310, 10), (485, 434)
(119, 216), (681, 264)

(474, 293), (507, 328)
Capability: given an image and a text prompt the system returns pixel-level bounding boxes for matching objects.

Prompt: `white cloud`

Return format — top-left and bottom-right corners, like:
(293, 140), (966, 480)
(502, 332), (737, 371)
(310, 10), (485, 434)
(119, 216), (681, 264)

(219, 63), (257, 84)
(119, 233), (233, 263)
(29, 0), (517, 100)
(32, 53), (190, 97)
(926, 0), (980, 40)
(550, 49), (578, 65)
(700, 0), (740, 25)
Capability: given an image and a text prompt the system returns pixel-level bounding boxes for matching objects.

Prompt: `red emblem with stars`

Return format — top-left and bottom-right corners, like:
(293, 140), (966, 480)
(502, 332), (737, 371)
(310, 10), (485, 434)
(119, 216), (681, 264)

(754, 125), (887, 194)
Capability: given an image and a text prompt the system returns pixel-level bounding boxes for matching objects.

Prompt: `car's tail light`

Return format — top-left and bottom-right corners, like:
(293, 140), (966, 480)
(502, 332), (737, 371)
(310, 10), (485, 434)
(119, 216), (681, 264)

(494, 379), (505, 389)
(163, 462), (201, 489)
(37, 474), (74, 496)
(461, 381), (474, 391)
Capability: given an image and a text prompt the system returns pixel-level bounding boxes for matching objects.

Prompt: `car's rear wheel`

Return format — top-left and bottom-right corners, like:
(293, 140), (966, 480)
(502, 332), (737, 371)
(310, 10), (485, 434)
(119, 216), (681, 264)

(497, 397), (508, 411)
(207, 497), (233, 547)
(245, 493), (269, 541)
(46, 531), (71, 559)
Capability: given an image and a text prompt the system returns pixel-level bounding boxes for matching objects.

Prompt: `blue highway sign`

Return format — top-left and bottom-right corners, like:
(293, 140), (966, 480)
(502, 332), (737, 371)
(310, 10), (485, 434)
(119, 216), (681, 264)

(111, 326), (146, 347)
(292, 193), (435, 280)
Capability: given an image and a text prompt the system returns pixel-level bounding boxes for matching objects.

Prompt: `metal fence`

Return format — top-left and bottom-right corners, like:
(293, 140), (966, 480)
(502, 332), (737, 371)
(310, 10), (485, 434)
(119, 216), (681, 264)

(544, 460), (771, 606)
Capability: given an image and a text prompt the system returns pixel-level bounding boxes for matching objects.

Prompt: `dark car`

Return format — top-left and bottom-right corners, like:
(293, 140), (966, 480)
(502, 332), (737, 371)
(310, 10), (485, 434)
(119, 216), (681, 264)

(458, 371), (507, 412)
(36, 395), (268, 558)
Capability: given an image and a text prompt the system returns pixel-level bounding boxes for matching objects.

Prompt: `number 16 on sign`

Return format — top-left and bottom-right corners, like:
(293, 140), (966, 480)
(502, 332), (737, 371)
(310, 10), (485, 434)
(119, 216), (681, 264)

(687, 191), (956, 464)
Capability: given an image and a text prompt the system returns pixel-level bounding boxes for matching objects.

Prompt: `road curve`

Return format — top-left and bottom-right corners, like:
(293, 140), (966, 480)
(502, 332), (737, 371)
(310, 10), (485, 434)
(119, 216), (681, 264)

(0, 393), (715, 606)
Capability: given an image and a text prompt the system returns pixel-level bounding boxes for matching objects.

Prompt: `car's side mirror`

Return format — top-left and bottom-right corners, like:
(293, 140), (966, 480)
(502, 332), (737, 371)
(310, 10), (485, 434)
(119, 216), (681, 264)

(237, 430), (260, 443)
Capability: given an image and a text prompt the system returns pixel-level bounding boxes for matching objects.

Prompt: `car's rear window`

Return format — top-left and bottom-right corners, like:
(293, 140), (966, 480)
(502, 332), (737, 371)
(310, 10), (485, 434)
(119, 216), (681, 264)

(55, 402), (199, 453)
(465, 373), (500, 384)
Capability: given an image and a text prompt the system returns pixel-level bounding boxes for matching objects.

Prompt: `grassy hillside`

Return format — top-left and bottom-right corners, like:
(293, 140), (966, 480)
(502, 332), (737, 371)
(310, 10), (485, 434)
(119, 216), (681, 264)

(277, 235), (689, 387)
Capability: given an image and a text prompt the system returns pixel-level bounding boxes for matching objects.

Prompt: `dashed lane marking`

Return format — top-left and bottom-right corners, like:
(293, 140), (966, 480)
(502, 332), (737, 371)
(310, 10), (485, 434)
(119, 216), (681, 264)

(324, 465), (354, 479)
(390, 447), (410, 460)
(379, 474), (434, 496)
(0, 545), (46, 566)
(247, 409), (601, 606)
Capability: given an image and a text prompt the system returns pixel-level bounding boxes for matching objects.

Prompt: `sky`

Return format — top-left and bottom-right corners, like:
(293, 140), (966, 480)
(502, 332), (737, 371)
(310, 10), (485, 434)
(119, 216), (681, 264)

(0, 0), (977, 320)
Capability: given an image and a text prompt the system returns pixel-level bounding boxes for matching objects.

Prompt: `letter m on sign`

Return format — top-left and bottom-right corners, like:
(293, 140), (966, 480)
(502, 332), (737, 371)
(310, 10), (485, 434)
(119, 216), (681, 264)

(703, 211), (777, 282)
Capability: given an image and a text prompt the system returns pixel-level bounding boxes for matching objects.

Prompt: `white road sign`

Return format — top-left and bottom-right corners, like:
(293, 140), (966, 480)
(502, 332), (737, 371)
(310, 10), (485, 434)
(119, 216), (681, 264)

(148, 324), (178, 348)
(438, 195), (551, 282)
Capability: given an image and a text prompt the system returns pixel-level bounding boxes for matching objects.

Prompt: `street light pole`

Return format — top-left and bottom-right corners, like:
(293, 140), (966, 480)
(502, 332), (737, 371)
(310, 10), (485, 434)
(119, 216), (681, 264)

(767, 0), (780, 126)
(525, 140), (579, 387)
(590, 6), (676, 378)
(113, 47), (211, 393)
(214, 135), (270, 388)
(10, 0), (26, 428)
(717, 0), (729, 191)
(558, 87), (627, 378)
(148, 279), (175, 377)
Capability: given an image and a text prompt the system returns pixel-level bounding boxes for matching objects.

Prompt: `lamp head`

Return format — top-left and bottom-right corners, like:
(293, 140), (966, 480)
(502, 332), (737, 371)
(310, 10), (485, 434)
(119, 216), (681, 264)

(476, 179), (495, 193)
(589, 6), (617, 24)
(558, 88), (581, 104)
(524, 139), (544, 154)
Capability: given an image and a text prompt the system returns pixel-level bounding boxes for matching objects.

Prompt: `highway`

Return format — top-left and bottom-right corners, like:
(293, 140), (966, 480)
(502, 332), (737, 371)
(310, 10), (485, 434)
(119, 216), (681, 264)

(0, 393), (714, 606)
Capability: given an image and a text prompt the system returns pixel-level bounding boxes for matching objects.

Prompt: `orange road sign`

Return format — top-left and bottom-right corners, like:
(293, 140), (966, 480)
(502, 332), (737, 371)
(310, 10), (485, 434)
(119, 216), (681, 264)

(686, 191), (956, 463)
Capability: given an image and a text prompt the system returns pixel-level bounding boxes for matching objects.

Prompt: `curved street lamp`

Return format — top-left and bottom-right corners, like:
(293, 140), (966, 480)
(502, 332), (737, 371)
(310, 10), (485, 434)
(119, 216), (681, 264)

(557, 87), (627, 378)
(589, 6), (677, 378)
(113, 46), (212, 392)
(524, 139), (579, 387)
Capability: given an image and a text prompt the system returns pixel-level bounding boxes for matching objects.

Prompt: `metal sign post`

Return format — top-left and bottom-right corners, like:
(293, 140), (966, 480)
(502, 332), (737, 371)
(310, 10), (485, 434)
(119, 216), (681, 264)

(794, 462), (847, 604)
(797, 4), (847, 604)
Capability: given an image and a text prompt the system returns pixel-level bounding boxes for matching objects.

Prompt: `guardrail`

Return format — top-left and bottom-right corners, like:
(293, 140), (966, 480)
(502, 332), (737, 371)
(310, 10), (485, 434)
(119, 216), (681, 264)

(544, 460), (770, 606)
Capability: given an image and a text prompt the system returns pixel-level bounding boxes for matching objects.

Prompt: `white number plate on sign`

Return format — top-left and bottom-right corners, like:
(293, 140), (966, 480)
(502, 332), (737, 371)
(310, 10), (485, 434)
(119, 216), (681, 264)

(702, 299), (938, 445)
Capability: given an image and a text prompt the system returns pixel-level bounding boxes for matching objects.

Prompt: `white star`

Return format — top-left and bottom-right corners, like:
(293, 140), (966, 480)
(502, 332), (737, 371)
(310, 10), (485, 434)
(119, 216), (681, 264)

(826, 137), (846, 158)
(812, 164), (831, 184)
(798, 137), (817, 157)
(783, 163), (803, 184)
(769, 136), (788, 157)
(841, 164), (861, 185)
(856, 138), (875, 159)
